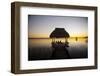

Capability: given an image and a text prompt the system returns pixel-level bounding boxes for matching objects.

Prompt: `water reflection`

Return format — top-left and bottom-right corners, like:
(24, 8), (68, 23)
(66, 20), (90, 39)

(51, 45), (70, 59)
(28, 38), (88, 61)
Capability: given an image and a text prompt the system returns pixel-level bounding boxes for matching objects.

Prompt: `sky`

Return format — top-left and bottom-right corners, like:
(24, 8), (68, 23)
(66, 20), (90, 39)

(28, 15), (88, 38)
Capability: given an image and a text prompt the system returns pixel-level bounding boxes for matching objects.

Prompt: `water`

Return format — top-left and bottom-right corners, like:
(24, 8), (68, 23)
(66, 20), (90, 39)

(28, 38), (88, 61)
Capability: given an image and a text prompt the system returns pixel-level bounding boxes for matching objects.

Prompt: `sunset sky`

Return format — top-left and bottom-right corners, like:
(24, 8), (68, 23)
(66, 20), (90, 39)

(28, 15), (88, 38)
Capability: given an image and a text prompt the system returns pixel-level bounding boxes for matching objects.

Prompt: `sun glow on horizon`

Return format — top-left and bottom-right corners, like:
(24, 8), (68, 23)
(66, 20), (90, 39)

(28, 33), (88, 38)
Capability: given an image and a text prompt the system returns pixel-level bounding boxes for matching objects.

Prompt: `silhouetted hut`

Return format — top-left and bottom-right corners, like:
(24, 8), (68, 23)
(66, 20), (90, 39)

(50, 28), (70, 43)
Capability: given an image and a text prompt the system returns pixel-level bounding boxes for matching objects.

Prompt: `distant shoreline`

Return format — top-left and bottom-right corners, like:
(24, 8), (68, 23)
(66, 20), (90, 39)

(28, 37), (88, 39)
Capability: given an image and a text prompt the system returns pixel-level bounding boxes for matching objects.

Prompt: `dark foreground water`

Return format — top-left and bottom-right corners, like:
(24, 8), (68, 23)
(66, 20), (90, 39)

(28, 38), (88, 61)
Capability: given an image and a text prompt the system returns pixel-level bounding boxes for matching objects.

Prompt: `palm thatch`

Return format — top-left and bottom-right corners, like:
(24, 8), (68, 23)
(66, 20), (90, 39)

(50, 28), (70, 38)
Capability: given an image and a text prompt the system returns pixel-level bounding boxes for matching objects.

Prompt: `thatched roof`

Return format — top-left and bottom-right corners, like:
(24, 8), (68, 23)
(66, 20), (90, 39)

(50, 28), (70, 38)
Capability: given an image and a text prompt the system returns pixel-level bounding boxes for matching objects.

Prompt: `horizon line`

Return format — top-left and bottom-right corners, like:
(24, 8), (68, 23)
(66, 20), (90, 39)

(28, 36), (88, 39)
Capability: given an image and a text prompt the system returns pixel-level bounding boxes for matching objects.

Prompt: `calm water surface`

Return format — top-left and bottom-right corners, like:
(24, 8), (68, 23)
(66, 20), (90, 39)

(28, 38), (88, 60)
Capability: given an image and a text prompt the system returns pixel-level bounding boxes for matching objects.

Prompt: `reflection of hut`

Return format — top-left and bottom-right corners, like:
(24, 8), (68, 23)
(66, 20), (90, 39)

(50, 28), (70, 47)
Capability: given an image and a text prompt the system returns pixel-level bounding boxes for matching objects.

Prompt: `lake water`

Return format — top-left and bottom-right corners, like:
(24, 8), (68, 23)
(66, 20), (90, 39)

(28, 38), (88, 61)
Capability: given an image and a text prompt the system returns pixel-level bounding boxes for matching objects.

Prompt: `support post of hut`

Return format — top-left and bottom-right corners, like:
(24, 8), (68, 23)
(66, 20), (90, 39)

(54, 38), (55, 43)
(52, 38), (54, 43)
(52, 38), (53, 42)
(65, 37), (68, 43)
(52, 38), (55, 43)
(65, 37), (69, 47)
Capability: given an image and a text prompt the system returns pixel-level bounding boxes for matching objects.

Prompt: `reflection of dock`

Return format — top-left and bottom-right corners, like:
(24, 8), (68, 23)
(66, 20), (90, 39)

(51, 42), (70, 59)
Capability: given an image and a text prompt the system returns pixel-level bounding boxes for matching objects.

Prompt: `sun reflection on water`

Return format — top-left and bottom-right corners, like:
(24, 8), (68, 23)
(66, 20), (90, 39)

(28, 37), (87, 48)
